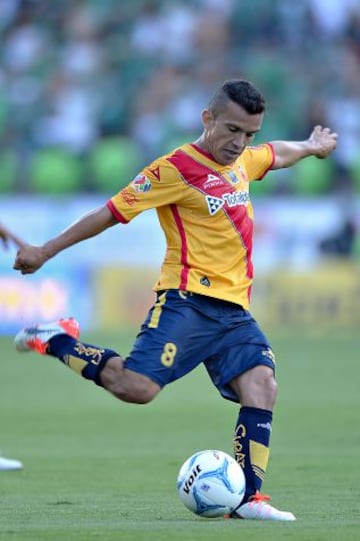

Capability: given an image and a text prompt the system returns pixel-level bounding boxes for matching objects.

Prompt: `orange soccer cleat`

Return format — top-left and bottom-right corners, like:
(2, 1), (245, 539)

(14, 317), (80, 355)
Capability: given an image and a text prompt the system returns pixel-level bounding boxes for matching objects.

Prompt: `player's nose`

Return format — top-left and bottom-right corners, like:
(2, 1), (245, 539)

(232, 133), (247, 150)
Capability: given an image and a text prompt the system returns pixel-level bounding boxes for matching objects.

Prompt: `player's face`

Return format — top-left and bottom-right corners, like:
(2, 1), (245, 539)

(201, 100), (263, 165)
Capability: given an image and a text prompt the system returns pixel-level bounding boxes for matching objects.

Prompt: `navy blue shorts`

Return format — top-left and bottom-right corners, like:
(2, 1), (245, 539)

(124, 289), (275, 403)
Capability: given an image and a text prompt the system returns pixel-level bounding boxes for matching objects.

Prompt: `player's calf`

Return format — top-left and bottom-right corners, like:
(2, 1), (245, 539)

(101, 358), (161, 403)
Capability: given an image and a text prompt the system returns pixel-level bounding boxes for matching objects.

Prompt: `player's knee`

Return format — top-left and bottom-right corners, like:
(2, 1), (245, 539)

(232, 365), (278, 409)
(264, 372), (278, 403)
(253, 366), (277, 402)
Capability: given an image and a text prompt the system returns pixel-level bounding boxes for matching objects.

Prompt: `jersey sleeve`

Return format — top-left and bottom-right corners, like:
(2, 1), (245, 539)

(243, 143), (275, 182)
(107, 160), (184, 223)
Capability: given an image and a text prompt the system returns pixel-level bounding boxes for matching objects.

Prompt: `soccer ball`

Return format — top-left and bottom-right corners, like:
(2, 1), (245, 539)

(176, 449), (245, 518)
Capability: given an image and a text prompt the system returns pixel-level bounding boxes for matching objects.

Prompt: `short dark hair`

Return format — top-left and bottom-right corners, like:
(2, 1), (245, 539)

(208, 79), (266, 116)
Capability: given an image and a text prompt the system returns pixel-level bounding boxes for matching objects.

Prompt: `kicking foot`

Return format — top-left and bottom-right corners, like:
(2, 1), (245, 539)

(225, 491), (296, 521)
(14, 317), (80, 355)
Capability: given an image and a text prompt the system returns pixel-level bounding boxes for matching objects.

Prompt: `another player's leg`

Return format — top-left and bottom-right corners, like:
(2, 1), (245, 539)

(0, 454), (23, 471)
(14, 317), (160, 404)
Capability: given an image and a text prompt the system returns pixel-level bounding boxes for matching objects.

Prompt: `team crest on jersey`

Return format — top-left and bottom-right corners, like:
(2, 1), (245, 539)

(227, 171), (240, 185)
(200, 276), (211, 287)
(132, 174), (151, 193)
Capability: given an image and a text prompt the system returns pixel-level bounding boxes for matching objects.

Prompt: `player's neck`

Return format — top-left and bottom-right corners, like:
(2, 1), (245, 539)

(192, 135), (213, 160)
(193, 134), (206, 150)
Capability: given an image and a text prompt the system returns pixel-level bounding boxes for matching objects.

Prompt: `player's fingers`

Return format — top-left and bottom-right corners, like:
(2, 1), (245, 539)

(13, 257), (26, 270)
(13, 261), (31, 273)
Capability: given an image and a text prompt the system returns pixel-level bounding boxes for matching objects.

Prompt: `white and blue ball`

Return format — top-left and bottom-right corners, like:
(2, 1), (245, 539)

(177, 449), (245, 518)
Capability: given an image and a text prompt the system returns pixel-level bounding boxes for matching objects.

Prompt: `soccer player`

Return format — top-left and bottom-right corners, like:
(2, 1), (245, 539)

(0, 222), (24, 471)
(13, 80), (337, 519)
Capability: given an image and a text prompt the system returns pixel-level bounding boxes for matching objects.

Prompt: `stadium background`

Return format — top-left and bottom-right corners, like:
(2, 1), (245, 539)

(0, 0), (359, 334)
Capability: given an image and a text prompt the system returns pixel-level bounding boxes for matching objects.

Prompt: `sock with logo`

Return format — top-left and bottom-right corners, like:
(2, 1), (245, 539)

(47, 334), (120, 386)
(233, 406), (272, 502)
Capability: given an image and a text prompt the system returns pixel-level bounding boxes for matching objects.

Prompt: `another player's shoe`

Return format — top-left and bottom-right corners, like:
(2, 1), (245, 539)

(14, 317), (80, 355)
(0, 455), (23, 471)
(225, 491), (296, 521)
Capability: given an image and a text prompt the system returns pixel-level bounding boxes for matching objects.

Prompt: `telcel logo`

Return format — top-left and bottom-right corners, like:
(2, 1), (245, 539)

(206, 191), (250, 215)
(223, 192), (250, 206)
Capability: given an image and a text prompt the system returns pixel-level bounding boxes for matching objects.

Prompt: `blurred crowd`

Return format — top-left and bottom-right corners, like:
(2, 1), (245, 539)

(0, 0), (360, 195)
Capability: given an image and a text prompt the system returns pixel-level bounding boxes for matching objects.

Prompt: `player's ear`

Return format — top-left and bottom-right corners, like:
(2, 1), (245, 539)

(202, 109), (212, 128)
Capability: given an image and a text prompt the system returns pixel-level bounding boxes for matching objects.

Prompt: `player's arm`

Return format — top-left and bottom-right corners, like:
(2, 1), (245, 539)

(270, 125), (338, 169)
(14, 205), (117, 275)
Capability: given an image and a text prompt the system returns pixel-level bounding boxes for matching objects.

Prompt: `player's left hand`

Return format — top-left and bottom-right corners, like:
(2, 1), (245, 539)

(308, 125), (338, 159)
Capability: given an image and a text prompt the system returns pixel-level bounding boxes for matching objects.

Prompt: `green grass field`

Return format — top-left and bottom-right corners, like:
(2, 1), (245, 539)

(1, 330), (359, 541)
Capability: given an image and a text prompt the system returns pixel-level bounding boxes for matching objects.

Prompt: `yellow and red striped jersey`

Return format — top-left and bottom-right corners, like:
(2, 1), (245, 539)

(107, 142), (274, 308)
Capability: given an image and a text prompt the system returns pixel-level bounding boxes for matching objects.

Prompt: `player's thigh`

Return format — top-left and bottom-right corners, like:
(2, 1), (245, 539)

(124, 290), (220, 388)
(204, 312), (275, 403)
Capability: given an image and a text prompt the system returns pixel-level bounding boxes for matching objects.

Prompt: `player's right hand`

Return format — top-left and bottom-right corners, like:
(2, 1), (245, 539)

(13, 245), (47, 274)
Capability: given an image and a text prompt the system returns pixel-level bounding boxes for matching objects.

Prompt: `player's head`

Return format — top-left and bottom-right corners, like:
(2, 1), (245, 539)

(208, 79), (266, 117)
(200, 79), (265, 165)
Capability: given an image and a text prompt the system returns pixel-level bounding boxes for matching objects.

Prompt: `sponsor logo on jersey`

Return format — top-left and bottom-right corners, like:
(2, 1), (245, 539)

(262, 348), (276, 363)
(223, 192), (250, 206)
(121, 189), (138, 206)
(149, 166), (160, 180)
(203, 173), (225, 190)
(205, 195), (225, 215)
(256, 422), (272, 433)
(132, 174), (151, 193)
(205, 191), (250, 215)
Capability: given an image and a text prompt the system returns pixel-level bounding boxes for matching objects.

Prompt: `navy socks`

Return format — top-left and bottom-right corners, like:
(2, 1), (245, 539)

(233, 406), (272, 502)
(48, 334), (119, 386)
